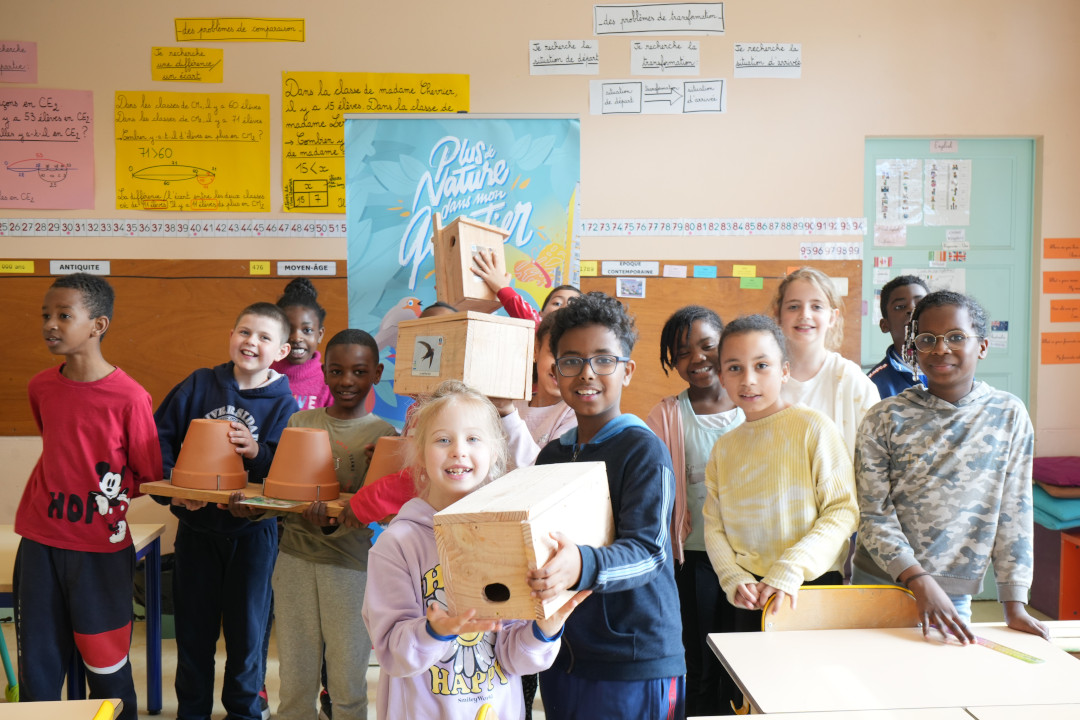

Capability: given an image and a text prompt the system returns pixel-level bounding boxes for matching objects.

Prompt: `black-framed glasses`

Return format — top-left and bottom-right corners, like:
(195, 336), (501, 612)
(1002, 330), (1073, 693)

(913, 331), (982, 353)
(555, 354), (630, 377)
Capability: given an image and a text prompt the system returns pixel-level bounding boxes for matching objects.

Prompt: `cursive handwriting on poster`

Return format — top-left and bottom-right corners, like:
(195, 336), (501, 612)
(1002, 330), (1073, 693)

(152, 47), (223, 83)
(0, 88), (94, 209)
(530, 40), (599, 75)
(1050, 300), (1080, 324)
(0, 41), (36, 83)
(114, 91), (269, 211)
(1041, 332), (1080, 364)
(734, 42), (801, 79)
(175, 18), (304, 42)
(282, 72), (469, 213)
(1043, 271), (1080, 294)
(631, 40), (699, 75)
(594, 3), (725, 35)
(1044, 238), (1080, 260)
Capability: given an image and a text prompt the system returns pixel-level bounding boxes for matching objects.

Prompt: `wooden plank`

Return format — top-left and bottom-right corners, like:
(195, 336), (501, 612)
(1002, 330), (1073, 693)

(139, 480), (350, 517)
(581, 259), (863, 420)
(2, 259), (348, 436)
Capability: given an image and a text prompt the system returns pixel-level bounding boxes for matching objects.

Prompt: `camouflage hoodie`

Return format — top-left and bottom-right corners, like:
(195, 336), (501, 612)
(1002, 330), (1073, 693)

(853, 381), (1034, 602)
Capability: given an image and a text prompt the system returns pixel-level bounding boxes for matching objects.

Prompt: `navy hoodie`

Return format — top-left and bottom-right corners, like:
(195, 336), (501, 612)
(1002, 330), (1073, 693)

(154, 362), (295, 535)
(536, 414), (686, 681)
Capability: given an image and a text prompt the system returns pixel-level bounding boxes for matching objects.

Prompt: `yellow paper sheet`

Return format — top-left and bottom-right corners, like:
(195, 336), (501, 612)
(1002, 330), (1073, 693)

(115, 91), (270, 212)
(175, 18), (304, 42)
(732, 264), (756, 277)
(282, 71), (469, 213)
(152, 47), (223, 83)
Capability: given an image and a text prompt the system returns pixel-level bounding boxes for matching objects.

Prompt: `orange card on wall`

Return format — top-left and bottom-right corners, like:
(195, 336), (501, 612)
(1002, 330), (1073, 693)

(1043, 271), (1080, 294)
(1050, 300), (1080, 323)
(1044, 238), (1080, 259)
(1041, 332), (1080, 364)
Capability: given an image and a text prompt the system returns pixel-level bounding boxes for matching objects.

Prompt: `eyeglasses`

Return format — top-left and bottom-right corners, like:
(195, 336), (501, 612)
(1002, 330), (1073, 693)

(555, 354), (630, 377)
(912, 331), (982, 353)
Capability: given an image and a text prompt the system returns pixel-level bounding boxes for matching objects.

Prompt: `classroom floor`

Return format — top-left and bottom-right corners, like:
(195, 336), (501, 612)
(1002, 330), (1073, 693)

(0, 601), (1049, 719)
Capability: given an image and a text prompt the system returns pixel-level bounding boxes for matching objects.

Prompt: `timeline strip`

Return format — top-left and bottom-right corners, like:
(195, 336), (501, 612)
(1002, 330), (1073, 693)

(0, 218), (348, 238)
(577, 217), (867, 237)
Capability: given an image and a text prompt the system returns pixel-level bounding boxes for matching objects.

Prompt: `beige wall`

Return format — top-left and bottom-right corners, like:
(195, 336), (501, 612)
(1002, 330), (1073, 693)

(3, 1), (1080, 529)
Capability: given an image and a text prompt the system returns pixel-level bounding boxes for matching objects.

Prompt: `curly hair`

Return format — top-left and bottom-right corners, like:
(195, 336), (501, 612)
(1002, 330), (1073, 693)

(277, 277), (327, 325)
(547, 291), (638, 357)
(904, 290), (988, 369)
(658, 305), (723, 376)
(326, 328), (379, 358)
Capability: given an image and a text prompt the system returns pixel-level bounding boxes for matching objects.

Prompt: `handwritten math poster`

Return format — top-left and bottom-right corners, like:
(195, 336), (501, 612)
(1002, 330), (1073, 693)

(631, 40), (699, 75)
(0, 41), (36, 83)
(114, 90), (269, 211)
(529, 40), (599, 75)
(151, 47), (223, 83)
(1, 88), (94, 209)
(343, 115), (579, 425)
(589, 79), (725, 114)
(174, 18), (305, 42)
(282, 72), (469, 213)
(594, 3), (725, 35)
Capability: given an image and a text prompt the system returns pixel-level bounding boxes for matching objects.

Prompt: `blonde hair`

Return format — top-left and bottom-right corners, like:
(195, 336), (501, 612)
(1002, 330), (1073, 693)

(772, 266), (844, 350)
(407, 380), (509, 498)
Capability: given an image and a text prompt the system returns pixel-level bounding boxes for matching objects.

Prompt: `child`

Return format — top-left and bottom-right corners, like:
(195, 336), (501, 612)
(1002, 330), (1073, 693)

(703, 314), (857, 705)
(362, 380), (587, 719)
(854, 291), (1049, 642)
(154, 302), (296, 720)
(646, 306), (743, 717)
(866, 275), (929, 398)
(270, 329), (396, 720)
(472, 247), (580, 324)
(773, 267), (879, 457)
(497, 313), (578, 469)
(525, 292), (686, 720)
(14, 273), (161, 720)
(272, 277), (332, 410)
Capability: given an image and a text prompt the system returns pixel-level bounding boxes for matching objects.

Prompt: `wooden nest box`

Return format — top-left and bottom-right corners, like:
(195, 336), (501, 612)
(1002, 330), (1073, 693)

(393, 311), (534, 399)
(432, 212), (510, 312)
(434, 461), (614, 620)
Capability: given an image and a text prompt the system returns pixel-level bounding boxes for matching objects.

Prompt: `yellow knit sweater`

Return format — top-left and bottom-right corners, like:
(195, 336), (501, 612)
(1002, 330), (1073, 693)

(703, 405), (858, 603)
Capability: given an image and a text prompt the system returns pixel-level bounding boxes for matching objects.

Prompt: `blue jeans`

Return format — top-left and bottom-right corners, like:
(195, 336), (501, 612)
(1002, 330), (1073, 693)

(173, 520), (277, 720)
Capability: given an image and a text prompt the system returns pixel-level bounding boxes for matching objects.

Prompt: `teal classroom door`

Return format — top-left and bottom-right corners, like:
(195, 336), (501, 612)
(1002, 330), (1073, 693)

(862, 138), (1035, 405)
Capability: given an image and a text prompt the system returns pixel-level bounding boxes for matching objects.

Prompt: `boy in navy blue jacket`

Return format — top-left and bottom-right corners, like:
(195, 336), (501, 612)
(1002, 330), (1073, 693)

(154, 302), (294, 720)
(527, 292), (686, 720)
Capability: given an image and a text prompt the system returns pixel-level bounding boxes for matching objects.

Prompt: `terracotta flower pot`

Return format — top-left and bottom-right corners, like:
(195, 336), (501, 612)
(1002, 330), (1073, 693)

(171, 419), (248, 490)
(262, 427), (340, 502)
(364, 435), (412, 486)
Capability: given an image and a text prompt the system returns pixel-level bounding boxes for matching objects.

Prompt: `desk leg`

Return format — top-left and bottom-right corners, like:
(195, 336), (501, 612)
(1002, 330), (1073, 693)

(144, 538), (162, 715)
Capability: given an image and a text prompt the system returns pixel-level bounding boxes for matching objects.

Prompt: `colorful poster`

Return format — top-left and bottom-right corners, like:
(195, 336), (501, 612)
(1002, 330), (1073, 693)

(875, 159), (922, 225)
(1, 88), (94, 209)
(344, 115), (580, 426)
(282, 72), (469, 213)
(114, 91), (269, 211)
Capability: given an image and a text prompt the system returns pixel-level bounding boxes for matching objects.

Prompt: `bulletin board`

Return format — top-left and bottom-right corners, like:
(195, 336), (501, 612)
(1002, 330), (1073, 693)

(581, 260), (862, 420)
(1, 261), (347, 435)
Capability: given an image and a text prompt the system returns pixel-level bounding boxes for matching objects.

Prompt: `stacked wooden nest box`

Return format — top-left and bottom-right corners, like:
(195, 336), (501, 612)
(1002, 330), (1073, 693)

(431, 212), (510, 313)
(394, 311), (534, 399)
(434, 461), (614, 620)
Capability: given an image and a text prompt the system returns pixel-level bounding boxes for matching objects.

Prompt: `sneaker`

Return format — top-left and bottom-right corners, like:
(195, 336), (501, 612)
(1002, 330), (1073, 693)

(259, 685), (271, 720)
(319, 688), (333, 720)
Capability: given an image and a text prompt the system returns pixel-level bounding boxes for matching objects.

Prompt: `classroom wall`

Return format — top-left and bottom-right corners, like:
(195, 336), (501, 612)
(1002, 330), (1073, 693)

(3, 1), (1080, 531)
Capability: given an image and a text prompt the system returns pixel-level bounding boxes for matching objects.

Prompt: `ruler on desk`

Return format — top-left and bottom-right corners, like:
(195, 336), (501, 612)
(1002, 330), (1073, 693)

(975, 635), (1044, 663)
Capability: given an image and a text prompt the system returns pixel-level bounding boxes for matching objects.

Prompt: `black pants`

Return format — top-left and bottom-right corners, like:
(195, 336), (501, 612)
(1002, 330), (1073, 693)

(675, 550), (732, 716)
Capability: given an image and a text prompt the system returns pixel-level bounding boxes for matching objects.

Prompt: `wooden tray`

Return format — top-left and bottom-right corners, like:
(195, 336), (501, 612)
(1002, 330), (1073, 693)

(140, 480), (352, 517)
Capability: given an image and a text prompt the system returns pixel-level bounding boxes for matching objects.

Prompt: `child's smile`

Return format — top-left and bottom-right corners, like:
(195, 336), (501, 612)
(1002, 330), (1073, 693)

(674, 320), (721, 390)
(720, 330), (790, 422)
(324, 343), (381, 419)
(423, 401), (493, 509)
(554, 324), (634, 440)
(284, 306), (324, 365)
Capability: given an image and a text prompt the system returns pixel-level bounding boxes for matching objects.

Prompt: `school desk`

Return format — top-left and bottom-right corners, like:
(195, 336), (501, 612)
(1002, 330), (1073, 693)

(707, 623), (1080, 714)
(0, 524), (165, 715)
(0, 698), (122, 718)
